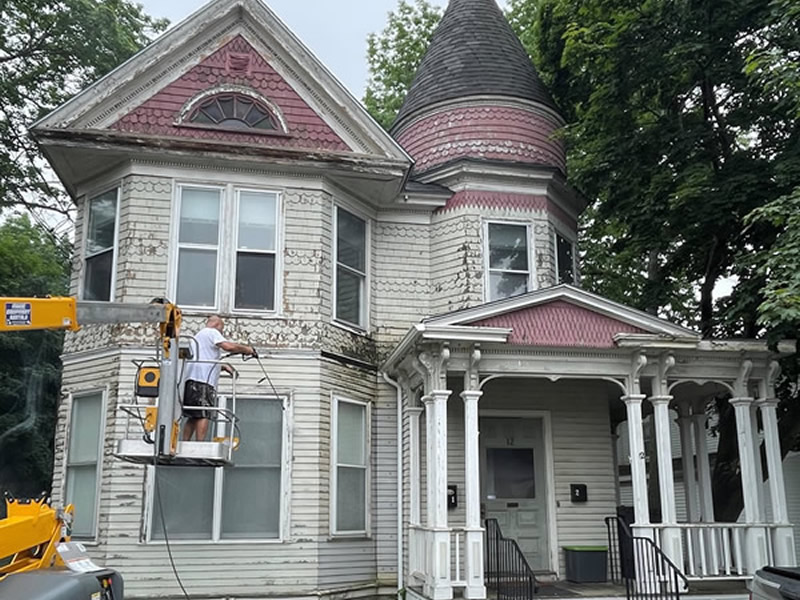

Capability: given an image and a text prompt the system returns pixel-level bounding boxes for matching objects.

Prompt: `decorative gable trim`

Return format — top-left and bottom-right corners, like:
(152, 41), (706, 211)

(425, 284), (700, 339)
(32, 0), (410, 163)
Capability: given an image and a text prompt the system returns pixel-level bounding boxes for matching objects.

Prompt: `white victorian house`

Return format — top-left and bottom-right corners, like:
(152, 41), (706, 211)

(34, 0), (795, 599)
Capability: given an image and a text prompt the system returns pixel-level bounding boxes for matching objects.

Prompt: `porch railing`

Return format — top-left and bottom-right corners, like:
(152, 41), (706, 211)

(652, 523), (776, 579)
(451, 527), (466, 588)
(485, 518), (538, 600)
(606, 516), (688, 600)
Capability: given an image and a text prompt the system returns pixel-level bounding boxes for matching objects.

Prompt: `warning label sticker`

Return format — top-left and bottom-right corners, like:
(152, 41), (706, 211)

(5, 302), (31, 327)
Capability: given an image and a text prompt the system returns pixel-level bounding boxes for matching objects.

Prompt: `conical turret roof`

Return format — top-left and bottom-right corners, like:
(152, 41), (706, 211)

(392, 0), (558, 130)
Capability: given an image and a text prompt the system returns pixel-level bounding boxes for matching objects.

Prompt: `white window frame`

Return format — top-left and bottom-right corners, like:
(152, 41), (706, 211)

(81, 187), (120, 302)
(483, 220), (535, 302)
(553, 227), (578, 285)
(330, 395), (371, 537)
(145, 394), (291, 544)
(169, 182), (283, 315)
(63, 388), (107, 542)
(231, 187), (282, 314)
(332, 205), (370, 331)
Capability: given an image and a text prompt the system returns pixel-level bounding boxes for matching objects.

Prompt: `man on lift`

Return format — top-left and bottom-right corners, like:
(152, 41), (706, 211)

(182, 315), (256, 441)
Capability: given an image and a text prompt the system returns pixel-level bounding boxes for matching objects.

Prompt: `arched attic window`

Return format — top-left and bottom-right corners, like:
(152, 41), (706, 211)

(187, 92), (282, 132)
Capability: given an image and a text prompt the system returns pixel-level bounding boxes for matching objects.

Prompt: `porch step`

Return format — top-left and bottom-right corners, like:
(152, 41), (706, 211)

(687, 579), (750, 596)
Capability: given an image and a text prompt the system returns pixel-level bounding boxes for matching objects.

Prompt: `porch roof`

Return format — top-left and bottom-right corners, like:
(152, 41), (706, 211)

(381, 285), (794, 373)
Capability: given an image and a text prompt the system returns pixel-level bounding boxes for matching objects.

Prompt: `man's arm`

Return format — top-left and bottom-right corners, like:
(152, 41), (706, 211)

(218, 341), (255, 356)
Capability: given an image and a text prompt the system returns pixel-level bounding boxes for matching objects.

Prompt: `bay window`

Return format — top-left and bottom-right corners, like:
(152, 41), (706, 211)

(173, 185), (280, 312)
(332, 396), (369, 535)
(486, 221), (532, 301)
(151, 396), (284, 541)
(65, 391), (105, 539)
(335, 207), (367, 328)
(83, 189), (119, 301)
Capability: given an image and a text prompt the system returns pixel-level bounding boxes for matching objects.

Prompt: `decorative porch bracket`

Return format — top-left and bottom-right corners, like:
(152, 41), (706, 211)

(461, 345), (486, 599)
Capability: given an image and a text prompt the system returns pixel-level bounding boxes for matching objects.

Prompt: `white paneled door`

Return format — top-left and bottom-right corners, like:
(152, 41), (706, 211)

(480, 417), (550, 572)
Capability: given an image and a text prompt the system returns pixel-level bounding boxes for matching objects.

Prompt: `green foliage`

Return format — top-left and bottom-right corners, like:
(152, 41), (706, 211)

(512, 0), (799, 340)
(364, 0), (442, 130)
(0, 0), (168, 216)
(0, 215), (71, 497)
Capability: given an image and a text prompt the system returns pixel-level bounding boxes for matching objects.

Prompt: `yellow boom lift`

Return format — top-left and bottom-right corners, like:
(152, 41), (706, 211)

(0, 297), (237, 599)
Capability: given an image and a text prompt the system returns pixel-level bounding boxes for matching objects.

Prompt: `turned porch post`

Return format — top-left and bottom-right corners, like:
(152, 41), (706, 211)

(651, 354), (683, 568)
(625, 352), (650, 529)
(731, 359), (769, 575)
(759, 361), (796, 566)
(418, 348), (453, 600)
(461, 347), (486, 599)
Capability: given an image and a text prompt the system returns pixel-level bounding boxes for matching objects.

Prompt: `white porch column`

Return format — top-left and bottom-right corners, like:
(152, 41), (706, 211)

(651, 396), (682, 566)
(461, 389), (486, 599)
(623, 395), (650, 527)
(758, 397), (796, 566)
(426, 389), (453, 600)
(676, 404), (698, 522)
(692, 411), (715, 523)
(730, 397), (770, 574)
(409, 407), (424, 527)
(751, 403), (767, 523)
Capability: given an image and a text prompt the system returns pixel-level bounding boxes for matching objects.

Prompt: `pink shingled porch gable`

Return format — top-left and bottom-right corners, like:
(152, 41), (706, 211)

(470, 300), (647, 348)
(112, 35), (350, 152)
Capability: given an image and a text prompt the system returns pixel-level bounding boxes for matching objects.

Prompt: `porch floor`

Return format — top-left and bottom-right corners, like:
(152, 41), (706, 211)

(492, 579), (749, 599)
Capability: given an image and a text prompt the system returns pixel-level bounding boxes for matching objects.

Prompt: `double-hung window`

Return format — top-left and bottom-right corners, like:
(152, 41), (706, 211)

(486, 222), (532, 301)
(174, 185), (280, 312)
(151, 396), (285, 541)
(334, 207), (368, 329)
(65, 391), (105, 539)
(555, 231), (576, 285)
(332, 397), (369, 535)
(83, 189), (119, 301)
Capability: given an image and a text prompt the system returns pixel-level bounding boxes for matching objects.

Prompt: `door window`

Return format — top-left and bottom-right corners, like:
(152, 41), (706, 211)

(486, 447), (535, 499)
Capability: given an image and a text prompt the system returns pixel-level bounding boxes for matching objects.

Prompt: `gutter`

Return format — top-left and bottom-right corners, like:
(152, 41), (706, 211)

(381, 371), (404, 595)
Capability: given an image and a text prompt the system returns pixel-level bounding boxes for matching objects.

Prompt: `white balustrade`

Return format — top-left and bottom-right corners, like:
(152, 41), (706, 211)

(451, 528), (466, 589)
(652, 523), (778, 580)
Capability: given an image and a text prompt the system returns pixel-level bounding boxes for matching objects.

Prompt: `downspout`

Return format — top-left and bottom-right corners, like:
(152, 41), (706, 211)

(381, 371), (404, 596)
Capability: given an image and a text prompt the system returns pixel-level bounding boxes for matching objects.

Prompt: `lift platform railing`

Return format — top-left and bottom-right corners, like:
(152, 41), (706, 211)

(115, 355), (241, 467)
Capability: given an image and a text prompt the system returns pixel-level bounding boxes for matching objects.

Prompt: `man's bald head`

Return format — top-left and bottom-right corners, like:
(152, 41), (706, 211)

(207, 315), (224, 333)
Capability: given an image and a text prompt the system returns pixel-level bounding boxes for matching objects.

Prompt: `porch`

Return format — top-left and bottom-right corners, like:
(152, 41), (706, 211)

(383, 286), (796, 600)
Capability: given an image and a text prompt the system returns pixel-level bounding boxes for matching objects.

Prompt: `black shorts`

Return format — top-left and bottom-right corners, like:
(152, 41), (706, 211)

(183, 380), (217, 420)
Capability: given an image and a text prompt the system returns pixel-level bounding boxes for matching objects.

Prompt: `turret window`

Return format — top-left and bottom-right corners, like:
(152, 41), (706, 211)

(187, 92), (280, 131)
(486, 221), (532, 301)
(555, 231), (576, 285)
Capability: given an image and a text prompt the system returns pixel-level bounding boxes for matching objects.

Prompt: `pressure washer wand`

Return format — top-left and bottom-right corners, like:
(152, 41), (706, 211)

(243, 347), (285, 411)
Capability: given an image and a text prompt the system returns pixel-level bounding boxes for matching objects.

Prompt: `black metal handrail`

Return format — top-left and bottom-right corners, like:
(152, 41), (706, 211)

(485, 518), (538, 600)
(605, 516), (689, 600)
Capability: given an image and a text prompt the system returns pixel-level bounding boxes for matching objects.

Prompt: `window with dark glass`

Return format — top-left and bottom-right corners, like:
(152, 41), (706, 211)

(188, 93), (279, 131)
(556, 232), (575, 284)
(84, 189), (118, 301)
(235, 191), (278, 311)
(487, 222), (530, 301)
(335, 208), (367, 328)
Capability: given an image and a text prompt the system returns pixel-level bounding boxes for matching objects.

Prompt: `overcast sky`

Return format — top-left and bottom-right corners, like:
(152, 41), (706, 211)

(138, 0), (507, 98)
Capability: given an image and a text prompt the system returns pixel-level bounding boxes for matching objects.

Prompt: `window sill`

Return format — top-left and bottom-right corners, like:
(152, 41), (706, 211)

(329, 533), (371, 541)
(179, 308), (286, 321)
(331, 319), (370, 338)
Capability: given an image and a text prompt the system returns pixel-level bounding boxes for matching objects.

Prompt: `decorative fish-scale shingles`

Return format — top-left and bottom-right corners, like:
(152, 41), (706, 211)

(112, 35), (349, 153)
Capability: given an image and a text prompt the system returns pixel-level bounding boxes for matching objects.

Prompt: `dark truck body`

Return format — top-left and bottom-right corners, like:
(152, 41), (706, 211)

(752, 567), (800, 600)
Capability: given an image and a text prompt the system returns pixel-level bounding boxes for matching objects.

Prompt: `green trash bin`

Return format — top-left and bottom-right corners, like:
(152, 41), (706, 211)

(563, 546), (608, 583)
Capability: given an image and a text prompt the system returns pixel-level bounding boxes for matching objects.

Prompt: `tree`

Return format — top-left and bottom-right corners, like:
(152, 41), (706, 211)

(0, 0), (167, 222)
(364, 0), (442, 130)
(0, 215), (71, 498)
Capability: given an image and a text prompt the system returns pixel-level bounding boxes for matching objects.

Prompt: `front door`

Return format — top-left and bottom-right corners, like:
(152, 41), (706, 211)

(480, 417), (550, 572)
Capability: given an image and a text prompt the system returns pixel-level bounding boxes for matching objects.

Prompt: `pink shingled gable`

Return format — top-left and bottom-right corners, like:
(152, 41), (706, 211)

(112, 36), (350, 153)
(470, 300), (647, 348)
(396, 104), (565, 173)
(439, 190), (577, 232)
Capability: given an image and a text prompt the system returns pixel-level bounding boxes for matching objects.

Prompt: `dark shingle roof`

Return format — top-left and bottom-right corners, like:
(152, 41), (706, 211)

(392, 0), (558, 131)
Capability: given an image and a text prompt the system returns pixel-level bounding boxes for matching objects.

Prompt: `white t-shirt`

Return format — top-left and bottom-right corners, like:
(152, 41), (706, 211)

(184, 327), (227, 388)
